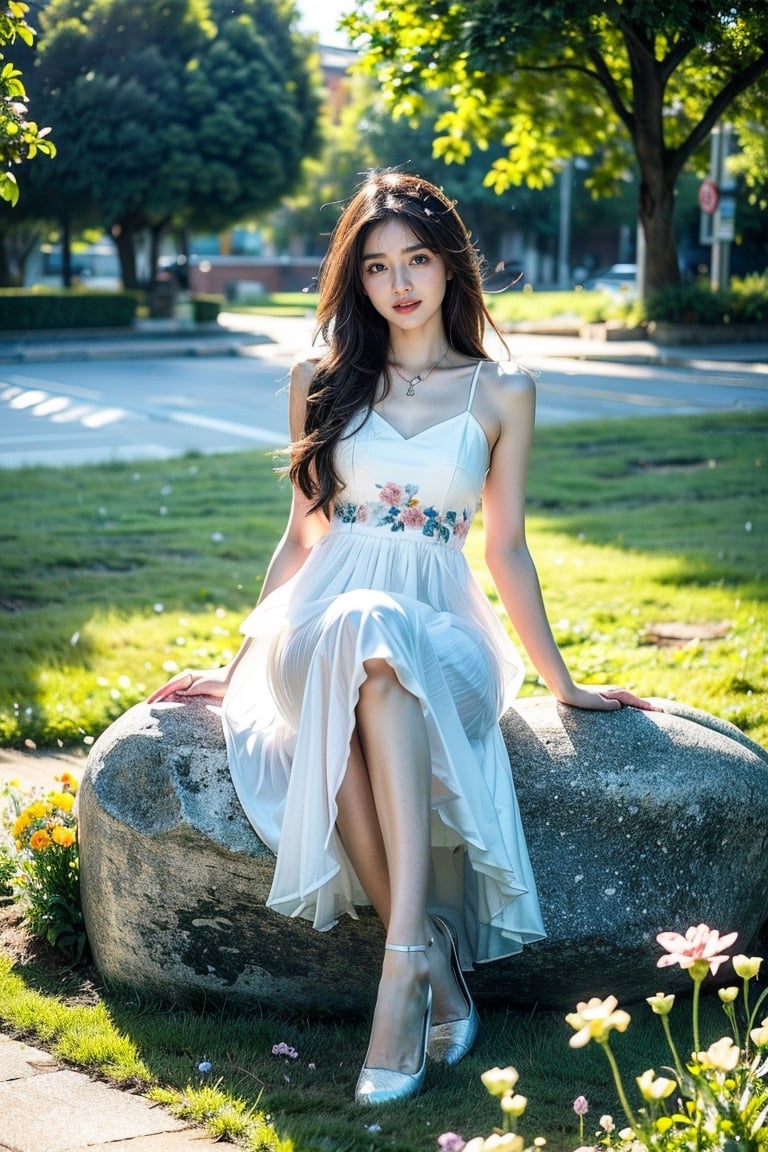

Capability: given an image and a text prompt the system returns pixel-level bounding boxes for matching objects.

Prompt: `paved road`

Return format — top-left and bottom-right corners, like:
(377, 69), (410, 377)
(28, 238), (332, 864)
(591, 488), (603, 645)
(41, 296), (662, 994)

(1, 315), (766, 468)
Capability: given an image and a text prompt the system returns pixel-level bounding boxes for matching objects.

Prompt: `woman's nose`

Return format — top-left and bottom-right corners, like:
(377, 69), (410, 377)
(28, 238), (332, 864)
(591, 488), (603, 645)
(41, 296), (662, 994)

(393, 266), (412, 293)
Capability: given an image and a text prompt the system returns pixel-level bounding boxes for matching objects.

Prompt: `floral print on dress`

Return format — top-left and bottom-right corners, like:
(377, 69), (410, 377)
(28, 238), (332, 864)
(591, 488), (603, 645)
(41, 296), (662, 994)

(334, 481), (472, 547)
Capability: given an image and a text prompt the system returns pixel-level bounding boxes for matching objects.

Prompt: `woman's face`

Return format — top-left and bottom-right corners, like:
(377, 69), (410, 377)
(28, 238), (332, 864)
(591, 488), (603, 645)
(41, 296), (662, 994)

(359, 218), (450, 335)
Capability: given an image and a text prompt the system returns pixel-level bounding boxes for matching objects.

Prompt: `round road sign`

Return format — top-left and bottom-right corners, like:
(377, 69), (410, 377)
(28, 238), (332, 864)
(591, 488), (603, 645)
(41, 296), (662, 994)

(698, 179), (720, 215)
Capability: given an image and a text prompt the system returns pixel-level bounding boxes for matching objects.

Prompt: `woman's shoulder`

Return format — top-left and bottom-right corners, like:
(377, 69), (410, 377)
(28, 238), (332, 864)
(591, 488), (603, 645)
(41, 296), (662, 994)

(475, 357), (536, 393)
(290, 356), (322, 396)
(471, 359), (536, 450)
(474, 358), (536, 419)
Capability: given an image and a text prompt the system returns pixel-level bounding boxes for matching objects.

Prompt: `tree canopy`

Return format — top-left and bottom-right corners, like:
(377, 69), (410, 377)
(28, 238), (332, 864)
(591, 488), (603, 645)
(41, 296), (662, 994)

(11, 0), (320, 286)
(0, 1), (55, 206)
(343, 0), (768, 294)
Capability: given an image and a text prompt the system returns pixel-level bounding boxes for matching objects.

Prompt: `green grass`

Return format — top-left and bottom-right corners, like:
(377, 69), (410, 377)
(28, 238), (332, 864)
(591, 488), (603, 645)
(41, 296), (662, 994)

(228, 291), (319, 316)
(1, 409), (767, 1149)
(485, 287), (616, 325)
(0, 411), (765, 750)
(227, 289), (618, 325)
(0, 948), (745, 1152)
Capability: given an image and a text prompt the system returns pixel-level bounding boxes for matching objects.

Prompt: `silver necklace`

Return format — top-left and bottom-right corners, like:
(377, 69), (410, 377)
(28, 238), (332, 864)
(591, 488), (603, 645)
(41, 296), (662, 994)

(391, 348), (449, 396)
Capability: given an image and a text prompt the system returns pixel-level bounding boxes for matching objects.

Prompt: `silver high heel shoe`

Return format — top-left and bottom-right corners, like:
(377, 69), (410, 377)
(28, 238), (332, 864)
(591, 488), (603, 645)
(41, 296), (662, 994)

(355, 942), (433, 1106)
(428, 915), (479, 1065)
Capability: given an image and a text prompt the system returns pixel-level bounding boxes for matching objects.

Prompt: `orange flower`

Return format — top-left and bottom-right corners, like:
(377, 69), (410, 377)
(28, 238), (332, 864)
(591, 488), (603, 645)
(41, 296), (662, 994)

(58, 772), (78, 792)
(29, 829), (51, 851)
(50, 825), (76, 848)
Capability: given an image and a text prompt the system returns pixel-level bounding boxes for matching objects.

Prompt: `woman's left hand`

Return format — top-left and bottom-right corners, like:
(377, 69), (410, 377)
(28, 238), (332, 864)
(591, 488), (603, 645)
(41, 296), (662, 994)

(558, 684), (661, 712)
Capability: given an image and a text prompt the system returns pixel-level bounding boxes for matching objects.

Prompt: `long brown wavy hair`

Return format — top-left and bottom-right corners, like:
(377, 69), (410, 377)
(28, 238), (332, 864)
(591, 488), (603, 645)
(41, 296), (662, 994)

(289, 169), (506, 513)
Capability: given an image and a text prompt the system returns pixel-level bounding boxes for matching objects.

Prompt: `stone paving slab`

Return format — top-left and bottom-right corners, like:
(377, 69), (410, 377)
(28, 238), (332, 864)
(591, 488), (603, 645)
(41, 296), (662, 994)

(0, 1036), (224, 1152)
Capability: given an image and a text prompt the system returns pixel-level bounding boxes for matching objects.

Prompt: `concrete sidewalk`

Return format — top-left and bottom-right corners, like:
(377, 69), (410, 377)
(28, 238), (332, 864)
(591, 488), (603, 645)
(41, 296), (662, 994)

(0, 312), (766, 372)
(0, 1034), (224, 1152)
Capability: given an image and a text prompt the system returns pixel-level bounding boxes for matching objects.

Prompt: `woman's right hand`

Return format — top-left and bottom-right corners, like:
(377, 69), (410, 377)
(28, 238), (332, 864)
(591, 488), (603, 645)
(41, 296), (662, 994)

(147, 667), (230, 704)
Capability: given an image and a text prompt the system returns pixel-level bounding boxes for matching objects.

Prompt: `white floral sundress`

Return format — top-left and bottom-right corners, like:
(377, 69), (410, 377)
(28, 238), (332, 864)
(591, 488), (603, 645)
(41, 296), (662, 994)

(221, 360), (545, 967)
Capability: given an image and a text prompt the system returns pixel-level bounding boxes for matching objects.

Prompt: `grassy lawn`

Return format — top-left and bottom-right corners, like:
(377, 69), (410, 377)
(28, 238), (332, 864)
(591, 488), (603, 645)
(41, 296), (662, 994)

(227, 288), (621, 325)
(0, 411), (765, 750)
(1, 409), (767, 1150)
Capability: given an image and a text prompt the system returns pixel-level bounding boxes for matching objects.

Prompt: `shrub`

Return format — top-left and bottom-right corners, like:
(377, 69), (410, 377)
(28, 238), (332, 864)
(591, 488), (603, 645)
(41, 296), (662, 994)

(729, 273), (768, 324)
(8, 773), (86, 961)
(0, 288), (137, 330)
(643, 276), (768, 327)
(642, 283), (732, 325)
(192, 294), (224, 324)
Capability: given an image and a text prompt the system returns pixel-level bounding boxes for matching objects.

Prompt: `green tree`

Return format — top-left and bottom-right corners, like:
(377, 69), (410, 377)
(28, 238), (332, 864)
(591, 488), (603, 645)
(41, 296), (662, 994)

(15, 0), (319, 287)
(0, 1), (55, 206)
(272, 72), (563, 274)
(344, 0), (768, 295)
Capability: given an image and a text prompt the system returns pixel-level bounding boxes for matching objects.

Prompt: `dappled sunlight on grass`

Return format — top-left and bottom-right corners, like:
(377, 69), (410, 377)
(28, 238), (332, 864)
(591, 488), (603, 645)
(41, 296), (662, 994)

(0, 412), (765, 750)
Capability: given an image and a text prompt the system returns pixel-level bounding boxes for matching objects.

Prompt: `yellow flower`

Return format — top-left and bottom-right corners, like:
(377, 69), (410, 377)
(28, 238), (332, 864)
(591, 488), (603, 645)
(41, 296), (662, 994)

(482, 1135), (524, 1152)
(696, 1036), (741, 1072)
(26, 800), (49, 820)
(718, 987), (739, 1004)
(29, 829), (51, 851)
(48, 791), (74, 813)
(12, 812), (31, 838)
(500, 1092), (528, 1118)
(733, 955), (762, 980)
(646, 993), (675, 1015)
(565, 996), (631, 1048)
(750, 1016), (768, 1048)
(637, 1068), (676, 1101)
(50, 825), (76, 848)
(481, 1067), (520, 1097)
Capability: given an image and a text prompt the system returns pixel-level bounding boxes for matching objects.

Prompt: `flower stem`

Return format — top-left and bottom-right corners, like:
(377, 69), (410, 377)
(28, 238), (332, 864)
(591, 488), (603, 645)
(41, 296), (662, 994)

(692, 975), (703, 1055)
(661, 1013), (685, 1081)
(600, 1038), (638, 1131)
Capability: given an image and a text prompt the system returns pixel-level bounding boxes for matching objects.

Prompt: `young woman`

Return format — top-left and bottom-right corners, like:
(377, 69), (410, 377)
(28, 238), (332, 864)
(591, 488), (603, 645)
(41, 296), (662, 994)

(149, 170), (653, 1106)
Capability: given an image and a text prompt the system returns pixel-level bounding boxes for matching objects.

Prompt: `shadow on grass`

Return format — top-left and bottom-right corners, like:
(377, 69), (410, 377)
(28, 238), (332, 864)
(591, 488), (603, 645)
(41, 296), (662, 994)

(3, 929), (746, 1152)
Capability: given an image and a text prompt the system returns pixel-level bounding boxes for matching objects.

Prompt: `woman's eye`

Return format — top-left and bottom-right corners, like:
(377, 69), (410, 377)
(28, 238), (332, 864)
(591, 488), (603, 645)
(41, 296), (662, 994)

(411, 253), (429, 265)
(366, 262), (385, 274)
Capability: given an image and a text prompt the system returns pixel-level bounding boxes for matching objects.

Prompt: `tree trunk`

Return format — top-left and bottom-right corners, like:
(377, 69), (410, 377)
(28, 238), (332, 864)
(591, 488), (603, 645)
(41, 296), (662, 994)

(637, 163), (680, 297)
(622, 23), (682, 298)
(148, 220), (167, 285)
(111, 219), (138, 289)
(0, 231), (15, 287)
(61, 216), (73, 288)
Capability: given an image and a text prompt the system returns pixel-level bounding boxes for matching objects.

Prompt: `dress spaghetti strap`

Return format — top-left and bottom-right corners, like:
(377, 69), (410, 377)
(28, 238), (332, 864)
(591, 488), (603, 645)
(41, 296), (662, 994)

(466, 361), (483, 413)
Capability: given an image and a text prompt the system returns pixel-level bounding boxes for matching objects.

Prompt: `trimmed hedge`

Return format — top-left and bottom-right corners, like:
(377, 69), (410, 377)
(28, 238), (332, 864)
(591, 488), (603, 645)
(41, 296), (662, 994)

(643, 273), (768, 325)
(0, 289), (138, 330)
(192, 293), (224, 323)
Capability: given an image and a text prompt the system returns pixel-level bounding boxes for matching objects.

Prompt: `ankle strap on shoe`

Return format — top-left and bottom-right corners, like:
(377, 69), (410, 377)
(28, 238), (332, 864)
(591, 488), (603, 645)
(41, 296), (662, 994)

(385, 939), (433, 953)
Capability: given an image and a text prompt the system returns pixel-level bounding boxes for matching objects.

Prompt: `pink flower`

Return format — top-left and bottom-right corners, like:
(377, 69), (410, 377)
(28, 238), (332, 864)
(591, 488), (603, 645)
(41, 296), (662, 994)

(355, 503), (368, 522)
(271, 1041), (299, 1059)
(453, 517), (470, 539)
(573, 1096), (589, 1116)
(656, 924), (738, 977)
(438, 1135), (466, 1152)
(400, 505), (427, 528)
(378, 481), (403, 506)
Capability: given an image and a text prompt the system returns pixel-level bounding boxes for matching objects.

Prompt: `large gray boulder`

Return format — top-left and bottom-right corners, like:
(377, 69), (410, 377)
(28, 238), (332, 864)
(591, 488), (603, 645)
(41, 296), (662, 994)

(79, 696), (768, 1011)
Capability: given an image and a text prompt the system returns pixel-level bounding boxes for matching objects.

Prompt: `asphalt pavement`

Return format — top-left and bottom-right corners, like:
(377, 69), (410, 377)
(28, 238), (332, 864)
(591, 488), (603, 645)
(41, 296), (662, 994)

(1, 314), (767, 1150)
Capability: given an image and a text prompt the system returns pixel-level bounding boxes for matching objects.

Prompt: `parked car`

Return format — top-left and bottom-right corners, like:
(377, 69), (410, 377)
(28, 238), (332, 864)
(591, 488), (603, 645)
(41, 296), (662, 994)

(582, 263), (638, 297)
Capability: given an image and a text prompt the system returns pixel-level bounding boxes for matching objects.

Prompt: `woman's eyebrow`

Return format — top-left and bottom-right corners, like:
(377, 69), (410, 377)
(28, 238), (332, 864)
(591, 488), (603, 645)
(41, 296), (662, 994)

(361, 243), (429, 260)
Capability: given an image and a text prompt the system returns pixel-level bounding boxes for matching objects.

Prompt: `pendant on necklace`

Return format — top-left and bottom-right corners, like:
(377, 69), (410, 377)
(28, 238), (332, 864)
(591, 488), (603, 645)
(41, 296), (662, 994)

(406, 376), (422, 397)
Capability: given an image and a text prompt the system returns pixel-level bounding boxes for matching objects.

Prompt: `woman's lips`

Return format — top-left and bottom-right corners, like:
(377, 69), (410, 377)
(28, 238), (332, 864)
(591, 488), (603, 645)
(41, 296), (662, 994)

(393, 299), (420, 313)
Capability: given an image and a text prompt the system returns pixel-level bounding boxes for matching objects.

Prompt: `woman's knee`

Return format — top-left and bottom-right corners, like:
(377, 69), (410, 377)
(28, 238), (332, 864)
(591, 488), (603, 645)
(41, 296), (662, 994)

(359, 657), (401, 701)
